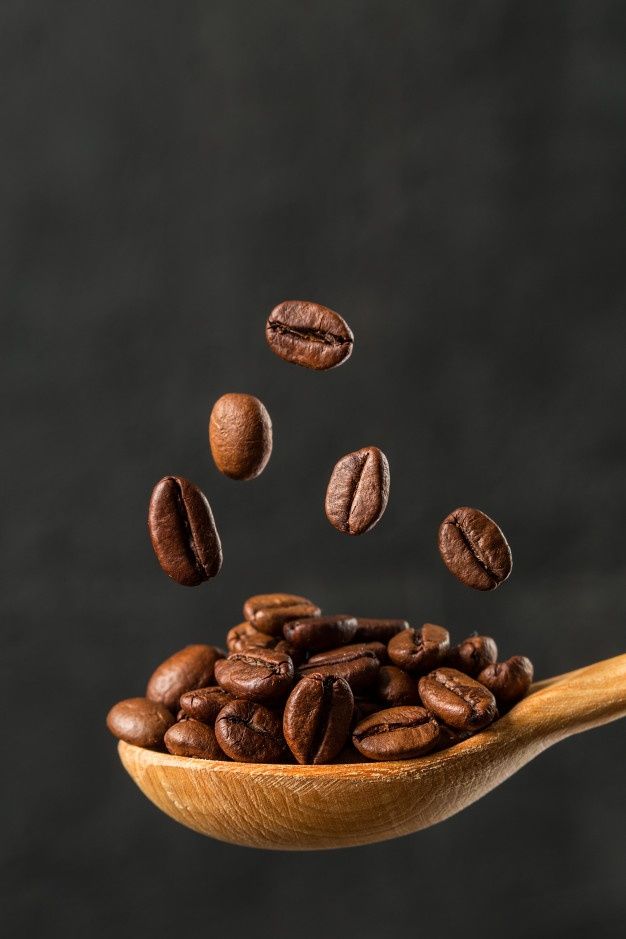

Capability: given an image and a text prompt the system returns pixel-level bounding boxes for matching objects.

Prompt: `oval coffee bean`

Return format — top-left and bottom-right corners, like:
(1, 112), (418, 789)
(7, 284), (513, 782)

(327, 641), (388, 665)
(214, 649), (294, 703)
(418, 668), (497, 731)
(227, 622), (277, 653)
(215, 699), (287, 763)
(179, 686), (234, 723)
(283, 674), (354, 764)
(478, 656), (534, 707)
(164, 719), (225, 759)
(148, 476), (223, 586)
(299, 647), (379, 694)
(209, 393), (273, 481)
(438, 506), (512, 591)
(387, 623), (450, 674)
(266, 300), (354, 371)
(283, 615), (358, 652)
(146, 644), (224, 712)
(375, 665), (421, 706)
(325, 446), (390, 536)
(243, 593), (321, 637)
(352, 706), (440, 761)
(106, 697), (174, 748)
(446, 634), (498, 676)
(353, 617), (409, 643)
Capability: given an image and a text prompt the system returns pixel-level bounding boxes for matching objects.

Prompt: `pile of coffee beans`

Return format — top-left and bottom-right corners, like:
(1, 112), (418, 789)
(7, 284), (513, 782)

(107, 592), (533, 764)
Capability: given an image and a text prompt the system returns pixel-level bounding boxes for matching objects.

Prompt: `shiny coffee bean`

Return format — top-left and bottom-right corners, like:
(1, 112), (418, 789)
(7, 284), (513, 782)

(299, 647), (379, 694)
(419, 668), (497, 731)
(227, 621), (277, 653)
(438, 506), (512, 591)
(148, 476), (222, 586)
(446, 634), (498, 676)
(214, 649), (294, 703)
(352, 706), (440, 761)
(388, 623), (450, 674)
(283, 674), (354, 764)
(353, 617), (409, 643)
(209, 393), (273, 481)
(478, 656), (534, 707)
(179, 686), (234, 723)
(243, 593), (321, 637)
(106, 697), (174, 748)
(283, 614), (357, 651)
(146, 644), (224, 712)
(215, 699), (287, 763)
(323, 641), (388, 664)
(266, 300), (354, 371)
(375, 665), (421, 706)
(325, 446), (390, 536)
(164, 719), (225, 759)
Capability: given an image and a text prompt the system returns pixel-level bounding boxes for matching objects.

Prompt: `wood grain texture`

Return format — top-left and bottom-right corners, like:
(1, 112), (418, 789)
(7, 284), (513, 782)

(118, 653), (626, 850)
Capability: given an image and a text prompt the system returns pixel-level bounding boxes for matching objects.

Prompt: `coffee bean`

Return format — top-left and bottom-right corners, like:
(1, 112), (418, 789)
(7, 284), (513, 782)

(387, 623), (450, 674)
(243, 593), (321, 637)
(478, 656), (534, 707)
(325, 446), (390, 535)
(328, 641), (388, 665)
(179, 686), (234, 723)
(283, 615), (358, 651)
(106, 697), (174, 748)
(215, 699), (287, 763)
(146, 644), (224, 712)
(209, 393), (273, 481)
(418, 668), (497, 731)
(352, 706), (441, 761)
(283, 674), (354, 764)
(266, 300), (354, 371)
(375, 665), (421, 706)
(148, 476), (222, 586)
(214, 649), (294, 703)
(438, 506), (512, 591)
(227, 621), (277, 653)
(299, 647), (379, 694)
(164, 719), (225, 759)
(353, 617), (409, 643)
(446, 634), (498, 676)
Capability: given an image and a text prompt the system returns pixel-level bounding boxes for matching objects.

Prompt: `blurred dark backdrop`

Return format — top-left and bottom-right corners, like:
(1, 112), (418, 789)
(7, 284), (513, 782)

(3, 1), (626, 936)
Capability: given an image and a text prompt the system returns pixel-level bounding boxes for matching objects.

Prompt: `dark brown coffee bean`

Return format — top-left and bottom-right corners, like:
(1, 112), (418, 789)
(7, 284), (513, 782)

(209, 393), (273, 481)
(419, 668), (497, 731)
(164, 719), (225, 759)
(283, 615), (357, 651)
(478, 656), (534, 707)
(179, 686), (234, 723)
(148, 476), (222, 586)
(243, 593), (321, 636)
(273, 639), (306, 667)
(146, 644), (224, 712)
(446, 635), (498, 676)
(325, 446), (390, 535)
(299, 647), (379, 694)
(215, 699), (287, 763)
(106, 697), (174, 748)
(375, 665), (421, 706)
(352, 706), (440, 761)
(227, 622), (277, 653)
(438, 506), (512, 591)
(283, 674), (354, 764)
(387, 623), (450, 674)
(330, 641), (388, 664)
(214, 649), (294, 703)
(266, 300), (354, 371)
(353, 617), (409, 643)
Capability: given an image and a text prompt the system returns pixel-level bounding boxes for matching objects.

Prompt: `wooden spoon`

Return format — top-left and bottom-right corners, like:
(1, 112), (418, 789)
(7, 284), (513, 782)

(118, 653), (626, 850)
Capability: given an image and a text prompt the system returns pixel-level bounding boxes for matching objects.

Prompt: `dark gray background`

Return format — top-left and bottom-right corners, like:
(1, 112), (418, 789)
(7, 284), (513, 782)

(3, 1), (625, 936)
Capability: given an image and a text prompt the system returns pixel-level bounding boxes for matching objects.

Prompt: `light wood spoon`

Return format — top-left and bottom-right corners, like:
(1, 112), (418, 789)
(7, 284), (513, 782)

(118, 653), (626, 850)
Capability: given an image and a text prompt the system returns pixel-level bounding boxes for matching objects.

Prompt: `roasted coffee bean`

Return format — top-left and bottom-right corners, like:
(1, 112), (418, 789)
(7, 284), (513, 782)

(299, 647), (379, 694)
(352, 706), (440, 761)
(325, 446), (390, 536)
(243, 592), (321, 636)
(388, 623), (450, 674)
(164, 719), (225, 759)
(179, 685), (234, 723)
(148, 476), (222, 586)
(353, 617), (409, 643)
(283, 614), (357, 651)
(209, 393), (273, 481)
(329, 641), (388, 665)
(438, 506), (512, 591)
(283, 674), (354, 764)
(274, 639), (306, 667)
(214, 649), (294, 703)
(266, 300), (354, 371)
(446, 635), (498, 676)
(478, 656), (534, 707)
(227, 621), (277, 653)
(146, 644), (224, 712)
(375, 665), (421, 706)
(106, 697), (174, 748)
(215, 699), (287, 763)
(419, 668), (497, 731)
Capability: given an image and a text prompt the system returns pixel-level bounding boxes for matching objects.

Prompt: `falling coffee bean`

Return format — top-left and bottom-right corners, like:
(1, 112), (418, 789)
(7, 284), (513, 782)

(352, 706), (441, 760)
(283, 674), (354, 764)
(438, 506), (512, 591)
(375, 665), (421, 706)
(146, 644), (224, 712)
(148, 476), (222, 586)
(266, 300), (354, 371)
(419, 668), (497, 732)
(325, 446), (390, 535)
(478, 656), (534, 707)
(446, 635), (498, 676)
(353, 617), (409, 643)
(243, 593), (321, 636)
(209, 393), (273, 481)
(299, 647), (379, 694)
(164, 719), (225, 759)
(106, 697), (174, 749)
(283, 615), (358, 651)
(215, 699), (287, 763)
(179, 686), (234, 723)
(214, 649), (294, 703)
(388, 623), (450, 674)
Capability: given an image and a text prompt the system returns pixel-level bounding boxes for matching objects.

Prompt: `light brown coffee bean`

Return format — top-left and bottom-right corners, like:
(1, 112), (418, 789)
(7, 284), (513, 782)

(164, 719), (225, 759)
(106, 697), (174, 748)
(446, 635), (498, 676)
(478, 656), (534, 707)
(227, 622), (277, 653)
(214, 648), (294, 703)
(283, 674), (354, 764)
(438, 506), (512, 591)
(418, 667), (497, 731)
(243, 592), (321, 636)
(325, 446), (390, 535)
(266, 300), (354, 370)
(209, 393), (273, 481)
(179, 686), (234, 723)
(387, 623), (450, 674)
(146, 644), (224, 712)
(352, 706), (440, 760)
